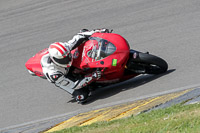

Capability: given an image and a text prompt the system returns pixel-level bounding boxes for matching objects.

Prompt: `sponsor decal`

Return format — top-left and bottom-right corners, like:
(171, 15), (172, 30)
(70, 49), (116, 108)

(112, 59), (117, 66)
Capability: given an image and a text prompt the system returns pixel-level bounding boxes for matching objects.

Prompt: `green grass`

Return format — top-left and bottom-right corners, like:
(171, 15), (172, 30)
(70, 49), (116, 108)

(52, 103), (200, 133)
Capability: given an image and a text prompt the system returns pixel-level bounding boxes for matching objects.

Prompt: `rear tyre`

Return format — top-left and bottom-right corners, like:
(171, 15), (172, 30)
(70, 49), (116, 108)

(127, 51), (168, 74)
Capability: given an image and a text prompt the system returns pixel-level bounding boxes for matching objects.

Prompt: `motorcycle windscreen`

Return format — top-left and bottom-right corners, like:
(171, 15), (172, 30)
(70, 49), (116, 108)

(87, 37), (116, 61)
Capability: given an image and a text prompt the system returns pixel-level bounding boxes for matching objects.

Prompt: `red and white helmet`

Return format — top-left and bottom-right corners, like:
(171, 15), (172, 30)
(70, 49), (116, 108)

(48, 42), (72, 68)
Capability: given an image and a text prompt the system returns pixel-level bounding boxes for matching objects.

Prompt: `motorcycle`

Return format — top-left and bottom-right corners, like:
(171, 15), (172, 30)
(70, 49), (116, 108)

(25, 31), (168, 103)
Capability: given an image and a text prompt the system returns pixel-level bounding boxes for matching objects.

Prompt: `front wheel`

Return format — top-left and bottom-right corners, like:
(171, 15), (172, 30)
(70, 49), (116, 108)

(127, 51), (168, 74)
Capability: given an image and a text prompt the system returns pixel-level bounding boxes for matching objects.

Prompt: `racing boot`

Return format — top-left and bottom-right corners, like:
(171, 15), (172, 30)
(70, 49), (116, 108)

(72, 70), (101, 103)
(72, 88), (90, 104)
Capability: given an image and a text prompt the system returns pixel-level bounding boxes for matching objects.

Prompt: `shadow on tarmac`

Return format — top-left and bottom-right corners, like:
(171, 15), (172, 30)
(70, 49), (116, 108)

(68, 69), (175, 104)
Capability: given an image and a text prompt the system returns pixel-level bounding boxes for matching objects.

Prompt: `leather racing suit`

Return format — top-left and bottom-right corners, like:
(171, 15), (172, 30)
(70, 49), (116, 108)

(41, 29), (107, 102)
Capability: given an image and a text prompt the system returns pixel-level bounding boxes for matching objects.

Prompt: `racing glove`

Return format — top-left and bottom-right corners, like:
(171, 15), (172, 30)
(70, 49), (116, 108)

(73, 69), (102, 90)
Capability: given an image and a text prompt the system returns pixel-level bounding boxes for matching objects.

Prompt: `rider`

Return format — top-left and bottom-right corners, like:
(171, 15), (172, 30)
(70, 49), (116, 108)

(41, 28), (109, 102)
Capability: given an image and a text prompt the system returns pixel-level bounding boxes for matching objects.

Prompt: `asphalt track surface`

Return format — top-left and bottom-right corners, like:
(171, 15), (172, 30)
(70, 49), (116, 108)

(1, 0), (200, 129)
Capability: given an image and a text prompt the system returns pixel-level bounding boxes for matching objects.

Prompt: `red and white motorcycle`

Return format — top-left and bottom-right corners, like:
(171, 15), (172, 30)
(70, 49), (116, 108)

(25, 31), (168, 102)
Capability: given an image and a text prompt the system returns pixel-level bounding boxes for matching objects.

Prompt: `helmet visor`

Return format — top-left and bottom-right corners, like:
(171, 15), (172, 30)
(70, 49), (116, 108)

(52, 54), (72, 66)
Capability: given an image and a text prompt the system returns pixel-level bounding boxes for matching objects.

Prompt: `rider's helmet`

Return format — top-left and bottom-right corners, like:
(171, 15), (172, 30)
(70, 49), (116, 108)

(48, 42), (72, 68)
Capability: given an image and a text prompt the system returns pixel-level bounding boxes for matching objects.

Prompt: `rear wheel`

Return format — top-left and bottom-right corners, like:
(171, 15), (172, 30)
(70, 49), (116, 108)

(127, 51), (168, 74)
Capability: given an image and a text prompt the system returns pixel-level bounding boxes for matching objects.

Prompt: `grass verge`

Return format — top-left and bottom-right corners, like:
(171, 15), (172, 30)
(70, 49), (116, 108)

(52, 103), (200, 133)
